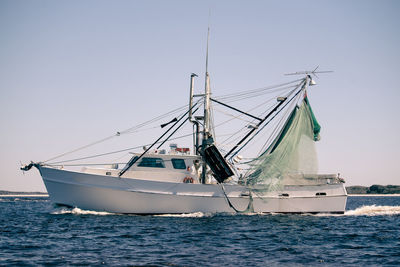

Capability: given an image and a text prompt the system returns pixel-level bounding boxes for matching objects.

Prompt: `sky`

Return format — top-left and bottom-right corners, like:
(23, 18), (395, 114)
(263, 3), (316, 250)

(0, 0), (399, 191)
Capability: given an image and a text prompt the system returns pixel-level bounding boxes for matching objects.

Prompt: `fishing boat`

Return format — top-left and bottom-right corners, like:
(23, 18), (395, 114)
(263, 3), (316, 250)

(21, 35), (347, 214)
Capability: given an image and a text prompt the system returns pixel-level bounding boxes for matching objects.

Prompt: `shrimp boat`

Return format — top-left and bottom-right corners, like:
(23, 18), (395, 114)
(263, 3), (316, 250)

(21, 39), (347, 214)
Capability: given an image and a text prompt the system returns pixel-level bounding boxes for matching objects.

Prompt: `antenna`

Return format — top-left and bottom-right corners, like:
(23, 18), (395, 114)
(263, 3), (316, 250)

(205, 10), (211, 74)
(205, 26), (210, 74)
(285, 66), (333, 78)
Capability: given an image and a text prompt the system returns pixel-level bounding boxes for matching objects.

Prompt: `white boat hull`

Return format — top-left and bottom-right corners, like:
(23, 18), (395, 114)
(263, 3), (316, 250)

(39, 166), (347, 214)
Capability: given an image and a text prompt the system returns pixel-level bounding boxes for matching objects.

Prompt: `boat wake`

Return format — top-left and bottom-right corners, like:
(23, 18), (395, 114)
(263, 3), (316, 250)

(312, 205), (400, 217)
(154, 212), (211, 218)
(344, 205), (400, 216)
(50, 207), (209, 217)
(51, 207), (116, 216)
(48, 205), (400, 217)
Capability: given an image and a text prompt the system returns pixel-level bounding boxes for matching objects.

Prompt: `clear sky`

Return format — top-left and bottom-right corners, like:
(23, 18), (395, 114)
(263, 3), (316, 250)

(1, 0), (399, 191)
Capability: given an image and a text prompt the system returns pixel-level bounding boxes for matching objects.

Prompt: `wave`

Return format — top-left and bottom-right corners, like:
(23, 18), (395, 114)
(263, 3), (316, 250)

(51, 207), (116, 216)
(344, 205), (400, 216)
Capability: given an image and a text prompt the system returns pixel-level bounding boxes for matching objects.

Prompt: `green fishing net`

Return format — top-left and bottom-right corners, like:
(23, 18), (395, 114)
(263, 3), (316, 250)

(246, 96), (321, 190)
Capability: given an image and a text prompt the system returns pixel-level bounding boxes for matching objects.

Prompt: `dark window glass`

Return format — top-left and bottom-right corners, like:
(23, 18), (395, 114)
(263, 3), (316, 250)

(138, 157), (165, 168)
(171, 158), (186, 169)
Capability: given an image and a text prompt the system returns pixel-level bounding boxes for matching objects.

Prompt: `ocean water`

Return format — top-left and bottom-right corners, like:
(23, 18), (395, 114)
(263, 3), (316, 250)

(0, 196), (399, 266)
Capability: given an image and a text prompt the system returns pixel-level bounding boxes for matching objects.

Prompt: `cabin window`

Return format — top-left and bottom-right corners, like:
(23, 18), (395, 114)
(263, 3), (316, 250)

(171, 158), (186, 169)
(138, 157), (165, 168)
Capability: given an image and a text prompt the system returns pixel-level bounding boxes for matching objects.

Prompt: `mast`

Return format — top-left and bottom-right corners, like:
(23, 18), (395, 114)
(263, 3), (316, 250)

(204, 26), (211, 135)
(199, 25), (234, 184)
(201, 26), (212, 184)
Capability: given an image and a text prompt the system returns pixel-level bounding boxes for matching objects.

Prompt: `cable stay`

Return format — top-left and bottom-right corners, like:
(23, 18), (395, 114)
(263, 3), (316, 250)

(210, 98), (262, 121)
(235, 92), (303, 162)
(43, 102), (191, 164)
(210, 86), (298, 149)
(224, 78), (307, 160)
(213, 78), (303, 102)
(46, 131), (197, 165)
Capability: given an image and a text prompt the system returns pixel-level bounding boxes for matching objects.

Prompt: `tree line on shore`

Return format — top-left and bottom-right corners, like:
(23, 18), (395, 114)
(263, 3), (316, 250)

(346, 185), (400, 194)
(0, 190), (47, 195)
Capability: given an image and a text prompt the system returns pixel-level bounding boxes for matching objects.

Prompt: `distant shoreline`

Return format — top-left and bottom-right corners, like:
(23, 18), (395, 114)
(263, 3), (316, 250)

(0, 190), (47, 196)
(0, 191), (48, 197)
(346, 185), (400, 195)
(0, 194), (49, 197)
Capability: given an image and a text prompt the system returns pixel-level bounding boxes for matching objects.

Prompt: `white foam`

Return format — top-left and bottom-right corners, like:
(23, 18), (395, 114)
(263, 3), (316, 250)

(49, 205), (400, 217)
(313, 205), (400, 217)
(51, 207), (116, 216)
(345, 205), (400, 216)
(154, 212), (210, 218)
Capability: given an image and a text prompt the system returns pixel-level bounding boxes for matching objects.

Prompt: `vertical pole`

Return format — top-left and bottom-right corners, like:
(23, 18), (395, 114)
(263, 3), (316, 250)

(189, 73), (197, 120)
(188, 73), (199, 154)
(204, 27), (211, 135)
(201, 26), (211, 184)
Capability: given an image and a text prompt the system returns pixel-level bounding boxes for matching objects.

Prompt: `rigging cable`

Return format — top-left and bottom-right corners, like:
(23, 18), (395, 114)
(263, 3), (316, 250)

(43, 79), (301, 165)
(214, 96), (279, 148)
(213, 78), (303, 102)
(212, 79), (303, 155)
(227, 80), (306, 160)
(214, 85), (299, 104)
(119, 100), (201, 176)
(43, 103), (190, 163)
(256, 94), (302, 157)
(43, 135), (118, 163)
(46, 132), (196, 165)
(46, 99), (202, 165)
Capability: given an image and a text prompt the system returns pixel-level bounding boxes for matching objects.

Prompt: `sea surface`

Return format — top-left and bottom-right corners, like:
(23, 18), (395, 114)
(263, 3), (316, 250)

(0, 196), (399, 266)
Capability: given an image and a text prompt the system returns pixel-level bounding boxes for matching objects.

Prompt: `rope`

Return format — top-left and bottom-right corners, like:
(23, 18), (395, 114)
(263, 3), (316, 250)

(43, 135), (117, 163)
(46, 156), (201, 167)
(219, 183), (253, 213)
(43, 103), (192, 163)
(120, 104), (189, 134)
(256, 95), (300, 156)
(46, 132), (195, 165)
(228, 82), (305, 160)
(214, 85), (298, 105)
(213, 79), (303, 102)
(214, 97), (278, 148)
